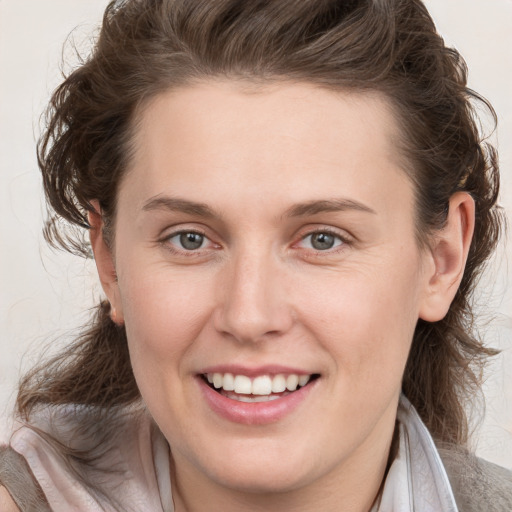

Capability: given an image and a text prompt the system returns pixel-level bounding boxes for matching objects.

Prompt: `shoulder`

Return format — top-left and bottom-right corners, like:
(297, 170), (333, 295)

(438, 444), (512, 512)
(0, 486), (20, 512)
(1, 405), (165, 511)
(0, 443), (51, 511)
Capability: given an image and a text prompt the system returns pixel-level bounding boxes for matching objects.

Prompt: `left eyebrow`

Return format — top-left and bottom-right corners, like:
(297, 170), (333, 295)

(284, 198), (377, 218)
(141, 195), (220, 219)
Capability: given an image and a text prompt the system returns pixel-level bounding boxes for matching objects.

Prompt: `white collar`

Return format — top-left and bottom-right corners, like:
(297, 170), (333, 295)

(157, 395), (459, 512)
(373, 395), (459, 512)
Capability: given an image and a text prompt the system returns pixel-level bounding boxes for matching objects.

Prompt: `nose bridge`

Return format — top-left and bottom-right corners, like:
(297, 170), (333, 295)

(215, 242), (292, 343)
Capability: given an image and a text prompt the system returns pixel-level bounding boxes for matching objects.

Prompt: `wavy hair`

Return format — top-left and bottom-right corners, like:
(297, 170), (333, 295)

(18, 0), (503, 451)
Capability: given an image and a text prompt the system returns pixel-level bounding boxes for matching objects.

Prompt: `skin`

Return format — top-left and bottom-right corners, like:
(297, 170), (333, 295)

(0, 487), (19, 512)
(90, 82), (474, 511)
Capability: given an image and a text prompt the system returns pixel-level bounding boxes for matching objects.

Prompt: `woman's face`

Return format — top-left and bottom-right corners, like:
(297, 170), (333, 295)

(107, 82), (434, 498)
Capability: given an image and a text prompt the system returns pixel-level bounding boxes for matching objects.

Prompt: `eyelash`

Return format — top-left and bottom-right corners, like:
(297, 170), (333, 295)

(159, 227), (352, 257)
(295, 228), (351, 255)
(160, 229), (215, 257)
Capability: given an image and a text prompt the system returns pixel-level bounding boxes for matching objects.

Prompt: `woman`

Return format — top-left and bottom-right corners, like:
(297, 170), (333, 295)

(1, 0), (511, 510)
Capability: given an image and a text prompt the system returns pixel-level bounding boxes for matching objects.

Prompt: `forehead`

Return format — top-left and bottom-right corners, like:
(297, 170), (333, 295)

(122, 81), (413, 221)
(131, 80), (402, 163)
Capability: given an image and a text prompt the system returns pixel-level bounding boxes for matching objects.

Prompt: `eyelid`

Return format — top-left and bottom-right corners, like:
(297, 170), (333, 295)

(159, 226), (220, 254)
(158, 224), (353, 256)
(161, 226), (207, 241)
(293, 226), (354, 252)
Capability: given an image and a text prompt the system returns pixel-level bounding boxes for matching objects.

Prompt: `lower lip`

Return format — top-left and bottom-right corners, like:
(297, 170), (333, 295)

(198, 377), (318, 425)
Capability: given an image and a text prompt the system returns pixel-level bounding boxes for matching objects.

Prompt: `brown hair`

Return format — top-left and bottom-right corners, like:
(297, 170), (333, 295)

(18, 0), (502, 450)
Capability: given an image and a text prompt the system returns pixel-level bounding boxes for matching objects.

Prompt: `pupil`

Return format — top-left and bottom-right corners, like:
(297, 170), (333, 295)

(311, 233), (335, 250)
(180, 232), (204, 250)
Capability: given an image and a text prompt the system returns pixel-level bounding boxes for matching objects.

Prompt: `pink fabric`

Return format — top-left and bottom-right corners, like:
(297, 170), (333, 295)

(8, 397), (461, 511)
(10, 409), (173, 512)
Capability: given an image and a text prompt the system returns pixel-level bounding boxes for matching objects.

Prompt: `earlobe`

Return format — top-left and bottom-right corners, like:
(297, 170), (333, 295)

(419, 192), (475, 322)
(88, 201), (124, 325)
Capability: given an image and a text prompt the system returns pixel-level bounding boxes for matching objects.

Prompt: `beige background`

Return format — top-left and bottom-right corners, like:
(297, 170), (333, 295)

(1, 0), (511, 468)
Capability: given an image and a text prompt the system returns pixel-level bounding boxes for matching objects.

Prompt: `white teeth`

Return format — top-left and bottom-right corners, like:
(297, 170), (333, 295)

(298, 375), (311, 387)
(213, 373), (223, 389)
(205, 372), (313, 396)
(222, 373), (235, 391)
(236, 395), (255, 403)
(271, 374), (287, 393)
(252, 375), (272, 395)
(235, 394), (280, 403)
(234, 375), (252, 394)
(286, 374), (299, 391)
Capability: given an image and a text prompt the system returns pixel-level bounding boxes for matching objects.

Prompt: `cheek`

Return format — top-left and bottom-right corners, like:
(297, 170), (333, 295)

(117, 267), (216, 430)
(296, 249), (423, 381)
(118, 265), (214, 364)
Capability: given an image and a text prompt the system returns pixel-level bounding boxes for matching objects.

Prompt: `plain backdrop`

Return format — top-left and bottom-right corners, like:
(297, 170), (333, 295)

(1, 0), (511, 468)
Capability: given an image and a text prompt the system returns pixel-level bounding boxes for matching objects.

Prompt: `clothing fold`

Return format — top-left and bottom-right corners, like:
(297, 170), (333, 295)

(6, 395), (510, 511)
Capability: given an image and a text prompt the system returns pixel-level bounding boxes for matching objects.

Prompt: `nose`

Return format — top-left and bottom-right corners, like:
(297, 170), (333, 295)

(213, 247), (294, 344)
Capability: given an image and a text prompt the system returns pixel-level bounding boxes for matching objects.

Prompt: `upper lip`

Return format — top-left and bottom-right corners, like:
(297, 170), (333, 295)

(198, 364), (316, 377)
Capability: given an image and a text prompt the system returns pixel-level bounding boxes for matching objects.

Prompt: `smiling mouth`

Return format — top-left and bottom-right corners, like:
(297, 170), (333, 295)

(202, 372), (320, 403)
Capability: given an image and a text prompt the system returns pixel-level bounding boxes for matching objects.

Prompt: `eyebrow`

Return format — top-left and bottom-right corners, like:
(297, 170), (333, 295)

(141, 195), (376, 219)
(284, 199), (377, 217)
(142, 196), (219, 218)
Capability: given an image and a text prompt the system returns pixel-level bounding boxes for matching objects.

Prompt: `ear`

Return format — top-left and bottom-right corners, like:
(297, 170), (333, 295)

(88, 200), (124, 325)
(419, 192), (475, 322)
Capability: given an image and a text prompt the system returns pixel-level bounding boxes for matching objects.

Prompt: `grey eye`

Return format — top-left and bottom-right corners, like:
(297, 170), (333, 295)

(297, 231), (344, 252)
(310, 232), (337, 250)
(178, 232), (205, 250)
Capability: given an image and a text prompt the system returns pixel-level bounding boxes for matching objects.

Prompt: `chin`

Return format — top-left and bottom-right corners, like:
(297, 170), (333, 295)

(211, 465), (310, 495)
(191, 442), (314, 494)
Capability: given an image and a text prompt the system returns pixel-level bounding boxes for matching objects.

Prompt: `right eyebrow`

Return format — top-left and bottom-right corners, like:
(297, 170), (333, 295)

(141, 195), (220, 219)
(284, 198), (377, 218)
